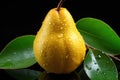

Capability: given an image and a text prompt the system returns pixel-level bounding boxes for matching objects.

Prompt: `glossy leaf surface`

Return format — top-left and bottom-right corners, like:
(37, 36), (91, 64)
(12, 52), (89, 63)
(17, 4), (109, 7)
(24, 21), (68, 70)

(76, 18), (120, 54)
(84, 49), (118, 80)
(6, 69), (41, 80)
(0, 35), (36, 69)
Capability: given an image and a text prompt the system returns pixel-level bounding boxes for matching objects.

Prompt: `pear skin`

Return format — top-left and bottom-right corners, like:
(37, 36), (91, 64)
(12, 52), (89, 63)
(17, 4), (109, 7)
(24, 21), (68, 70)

(34, 8), (86, 74)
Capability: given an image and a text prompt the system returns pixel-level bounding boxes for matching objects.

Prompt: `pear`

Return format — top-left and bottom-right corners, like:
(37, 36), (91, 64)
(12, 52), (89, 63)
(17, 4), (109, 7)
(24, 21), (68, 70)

(33, 7), (86, 74)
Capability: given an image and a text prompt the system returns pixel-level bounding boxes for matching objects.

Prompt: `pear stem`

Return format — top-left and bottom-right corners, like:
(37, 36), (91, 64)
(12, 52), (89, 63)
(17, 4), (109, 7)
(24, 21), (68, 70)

(109, 54), (120, 62)
(57, 0), (66, 11)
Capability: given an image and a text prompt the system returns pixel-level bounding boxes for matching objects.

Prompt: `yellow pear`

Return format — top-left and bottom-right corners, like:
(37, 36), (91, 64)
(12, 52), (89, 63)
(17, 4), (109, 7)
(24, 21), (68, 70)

(33, 7), (86, 74)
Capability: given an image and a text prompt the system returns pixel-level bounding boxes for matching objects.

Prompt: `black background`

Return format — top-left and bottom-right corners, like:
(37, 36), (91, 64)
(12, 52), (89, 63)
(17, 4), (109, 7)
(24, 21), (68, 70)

(0, 0), (120, 79)
(0, 0), (120, 51)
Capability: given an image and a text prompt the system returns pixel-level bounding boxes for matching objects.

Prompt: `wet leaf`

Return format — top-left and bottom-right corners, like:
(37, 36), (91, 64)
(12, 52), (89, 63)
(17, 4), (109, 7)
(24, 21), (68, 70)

(0, 35), (36, 69)
(84, 49), (118, 80)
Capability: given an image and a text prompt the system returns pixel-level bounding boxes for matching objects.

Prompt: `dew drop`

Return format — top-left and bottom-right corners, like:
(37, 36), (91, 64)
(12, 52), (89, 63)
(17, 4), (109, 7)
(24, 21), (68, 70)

(13, 52), (16, 55)
(58, 34), (63, 38)
(102, 51), (105, 54)
(64, 24), (67, 26)
(40, 50), (43, 53)
(42, 63), (48, 67)
(49, 22), (51, 25)
(7, 59), (11, 62)
(96, 68), (100, 72)
(62, 24), (66, 26)
(94, 62), (97, 65)
(103, 72), (106, 75)
(86, 65), (92, 70)
(65, 55), (69, 59)
(41, 41), (44, 45)
(98, 55), (101, 58)
(63, 19), (66, 22)
(60, 27), (63, 30)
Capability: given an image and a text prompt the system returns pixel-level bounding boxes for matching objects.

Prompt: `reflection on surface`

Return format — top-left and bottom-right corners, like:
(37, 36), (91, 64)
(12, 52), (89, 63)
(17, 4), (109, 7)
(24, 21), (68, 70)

(38, 71), (80, 80)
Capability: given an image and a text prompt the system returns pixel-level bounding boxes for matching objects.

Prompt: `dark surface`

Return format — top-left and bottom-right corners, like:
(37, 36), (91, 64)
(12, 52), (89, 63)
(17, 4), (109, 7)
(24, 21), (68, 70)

(0, 69), (15, 80)
(0, 0), (120, 79)
(0, 0), (120, 51)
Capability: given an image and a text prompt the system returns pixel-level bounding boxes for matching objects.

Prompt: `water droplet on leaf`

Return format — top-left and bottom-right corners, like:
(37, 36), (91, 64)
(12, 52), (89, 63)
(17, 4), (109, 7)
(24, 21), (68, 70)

(98, 55), (101, 58)
(86, 65), (92, 70)
(102, 51), (105, 54)
(94, 62), (97, 65)
(7, 59), (11, 61)
(96, 68), (100, 72)
(102, 72), (106, 76)
(13, 52), (16, 55)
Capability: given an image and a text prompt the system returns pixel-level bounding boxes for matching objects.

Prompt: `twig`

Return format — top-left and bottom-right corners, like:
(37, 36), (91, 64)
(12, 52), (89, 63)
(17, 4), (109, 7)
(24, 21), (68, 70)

(57, 0), (66, 11)
(109, 54), (120, 62)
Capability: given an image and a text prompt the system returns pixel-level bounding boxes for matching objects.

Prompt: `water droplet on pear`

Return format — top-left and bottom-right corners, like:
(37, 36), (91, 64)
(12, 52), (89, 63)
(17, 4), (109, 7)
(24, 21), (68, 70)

(58, 33), (64, 38)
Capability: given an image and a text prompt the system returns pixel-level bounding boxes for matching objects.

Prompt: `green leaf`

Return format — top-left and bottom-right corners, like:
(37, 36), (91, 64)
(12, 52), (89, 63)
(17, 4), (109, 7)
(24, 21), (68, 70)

(6, 69), (41, 80)
(84, 49), (118, 80)
(0, 35), (36, 69)
(76, 17), (120, 54)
